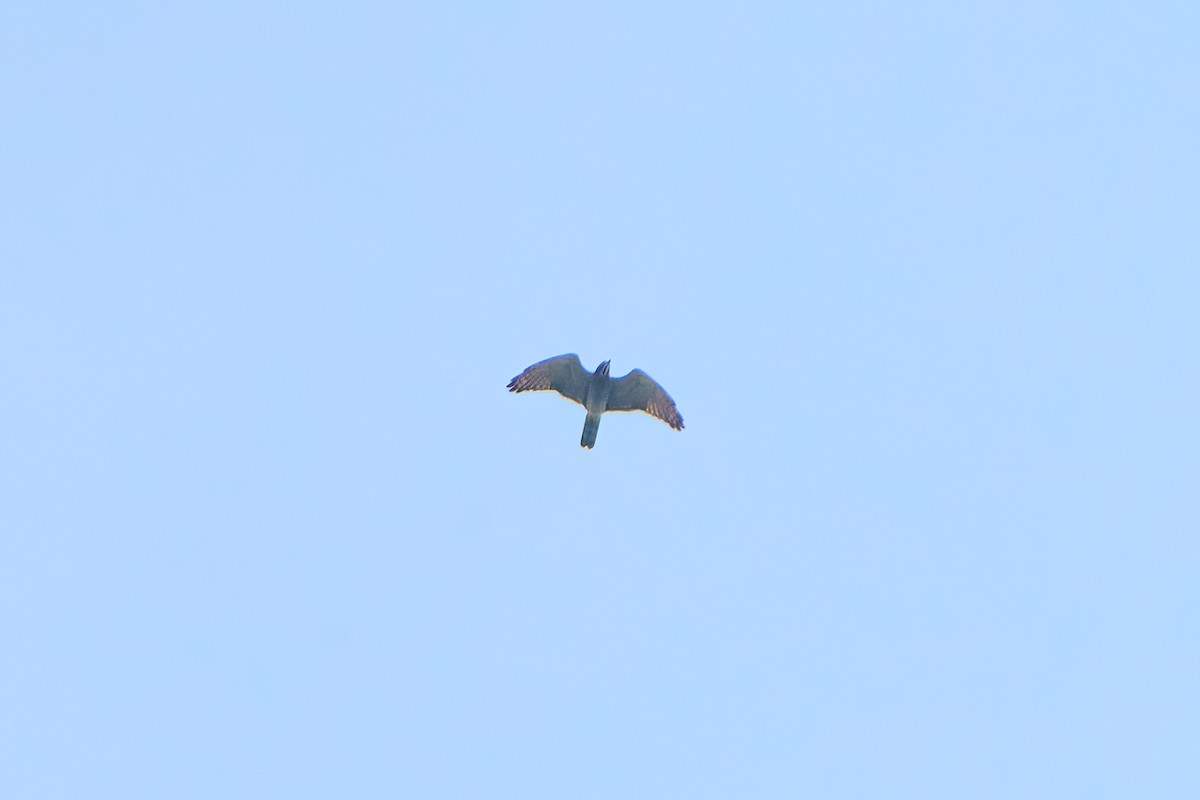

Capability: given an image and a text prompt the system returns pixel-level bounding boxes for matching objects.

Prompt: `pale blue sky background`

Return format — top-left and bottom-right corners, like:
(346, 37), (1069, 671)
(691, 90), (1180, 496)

(2, 2), (1198, 797)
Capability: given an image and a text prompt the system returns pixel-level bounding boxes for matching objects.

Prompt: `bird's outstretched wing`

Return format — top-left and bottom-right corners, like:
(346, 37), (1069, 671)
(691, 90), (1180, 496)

(607, 369), (684, 430)
(507, 354), (588, 406)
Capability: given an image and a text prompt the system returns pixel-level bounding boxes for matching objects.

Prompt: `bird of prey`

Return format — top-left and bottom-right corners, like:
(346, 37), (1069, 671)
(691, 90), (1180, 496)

(508, 354), (684, 449)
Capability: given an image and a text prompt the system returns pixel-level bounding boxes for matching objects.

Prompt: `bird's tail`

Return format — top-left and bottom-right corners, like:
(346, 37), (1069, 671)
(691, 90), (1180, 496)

(581, 412), (601, 449)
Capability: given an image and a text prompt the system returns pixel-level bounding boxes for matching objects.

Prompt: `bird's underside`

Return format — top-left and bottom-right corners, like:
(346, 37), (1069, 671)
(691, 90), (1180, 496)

(508, 353), (684, 448)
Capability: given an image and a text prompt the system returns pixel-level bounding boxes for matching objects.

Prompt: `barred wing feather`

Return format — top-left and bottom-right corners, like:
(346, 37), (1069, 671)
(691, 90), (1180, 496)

(507, 354), (588, 406)
(607, 369), (684, 430)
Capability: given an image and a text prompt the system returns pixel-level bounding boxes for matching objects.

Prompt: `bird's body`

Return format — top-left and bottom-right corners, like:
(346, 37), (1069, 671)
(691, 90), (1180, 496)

(580, 361), (612, 448)
(508, 354), (683, 449)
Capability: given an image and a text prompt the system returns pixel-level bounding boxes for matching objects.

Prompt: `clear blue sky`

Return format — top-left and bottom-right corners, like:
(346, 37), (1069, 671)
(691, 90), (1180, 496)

(2, 2), (1197, 797)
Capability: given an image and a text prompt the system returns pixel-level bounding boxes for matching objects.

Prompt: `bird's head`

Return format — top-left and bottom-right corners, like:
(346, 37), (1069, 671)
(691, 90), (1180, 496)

(597, 360), (611, 377)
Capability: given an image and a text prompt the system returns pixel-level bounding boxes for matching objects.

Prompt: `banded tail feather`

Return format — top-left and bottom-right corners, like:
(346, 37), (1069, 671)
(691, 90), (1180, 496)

(580, 412), (601, 449)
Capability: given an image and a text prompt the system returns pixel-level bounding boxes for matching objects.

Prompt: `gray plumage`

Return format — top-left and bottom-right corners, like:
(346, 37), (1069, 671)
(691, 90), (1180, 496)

(508, 354), (684, 449)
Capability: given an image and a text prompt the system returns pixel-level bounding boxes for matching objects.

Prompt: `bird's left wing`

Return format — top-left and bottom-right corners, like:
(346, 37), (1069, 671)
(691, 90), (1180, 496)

(507, 354), (588, 406)
(607, 369), (684, 430)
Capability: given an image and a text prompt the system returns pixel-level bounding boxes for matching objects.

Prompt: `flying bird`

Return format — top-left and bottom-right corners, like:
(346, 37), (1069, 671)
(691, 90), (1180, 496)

(508, 354), (684, 449)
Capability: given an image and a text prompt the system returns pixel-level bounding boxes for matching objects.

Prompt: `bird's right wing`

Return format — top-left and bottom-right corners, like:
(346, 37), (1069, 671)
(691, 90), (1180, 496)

(507, 354), (588, 406)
